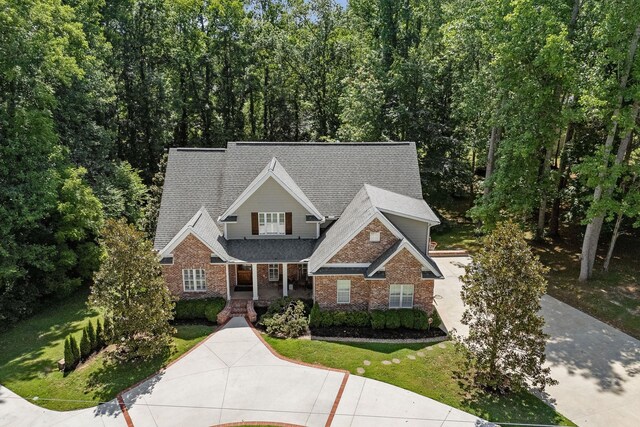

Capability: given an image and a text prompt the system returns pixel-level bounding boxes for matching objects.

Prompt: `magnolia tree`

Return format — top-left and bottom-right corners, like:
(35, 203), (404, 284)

(457, 221), (556, 393)
(90, 219), (175, 360)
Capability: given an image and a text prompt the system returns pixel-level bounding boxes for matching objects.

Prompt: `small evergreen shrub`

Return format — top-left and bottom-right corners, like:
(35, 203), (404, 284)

(64, 337), (76, 371)
(370, 310), (386, 329)
(204, 299), (226, 322)
(174, 297), (226, 322)
(345, 311), (370, 327)
(428, 308), (442, 329)
(69, 335), (80, 364)
(413, 309), (429, 330)
(399, 309), (414, 329)
(262, 300), (308, 338)
(80, 328), (92, 359)
(333, 311), (347, 326)
(385, 310), (401, 329)
(320, 310), (334, 328)
(95, 319), (105, 348)
(309, 303), (321, 328)
(86, 321), (97, 351)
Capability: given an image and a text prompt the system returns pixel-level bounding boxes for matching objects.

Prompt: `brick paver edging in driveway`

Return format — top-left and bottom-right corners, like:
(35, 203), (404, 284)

(247, 320), (350, 427)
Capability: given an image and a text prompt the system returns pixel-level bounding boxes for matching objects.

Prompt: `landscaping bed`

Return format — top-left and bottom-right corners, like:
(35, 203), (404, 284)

(310, 325), (446, 340)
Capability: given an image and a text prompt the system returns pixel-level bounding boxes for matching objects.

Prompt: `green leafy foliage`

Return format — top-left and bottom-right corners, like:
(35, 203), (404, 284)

(457, 221), (557, 393)
(86, 321), (97, 352)
(95, 319), (105, 349)
(80, 328), (91, 360)
(370, 310), (386, 330)
(174, 298), (226, 322)
(262, 300), (309, 338)
(64, 337), (76, 371)
(90, 219), (175, 361)
(69, 335), (80, 366)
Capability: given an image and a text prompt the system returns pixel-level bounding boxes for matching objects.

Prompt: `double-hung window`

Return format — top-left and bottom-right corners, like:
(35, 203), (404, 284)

(337, 279), (351, 304)
(268, 264), (279, 281)
(389, 284), (414, 308)
(183, 269), (206, 292)
(259, 212), (285, 235)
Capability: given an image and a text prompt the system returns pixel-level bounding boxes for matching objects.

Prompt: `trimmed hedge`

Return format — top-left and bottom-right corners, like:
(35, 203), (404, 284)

(310, 304), (443, 331)
(174, 297), (226, 322)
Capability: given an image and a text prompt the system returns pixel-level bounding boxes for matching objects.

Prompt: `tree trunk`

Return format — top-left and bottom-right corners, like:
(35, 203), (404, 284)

(603, 211), (624, 272)
(536, 146), (554, 240)
(549, 125), (573, 238)
(579, 25), (640, 281)
(484, 125), (502, 197)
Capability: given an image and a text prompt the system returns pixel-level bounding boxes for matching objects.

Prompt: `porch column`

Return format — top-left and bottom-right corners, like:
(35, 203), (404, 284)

(252, 263), (258, 300)
(282, 263), (288, 297)
(225, 264), (231, 300)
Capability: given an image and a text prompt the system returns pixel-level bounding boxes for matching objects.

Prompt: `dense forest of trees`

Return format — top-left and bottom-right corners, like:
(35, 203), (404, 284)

(1, 0), (639, 324)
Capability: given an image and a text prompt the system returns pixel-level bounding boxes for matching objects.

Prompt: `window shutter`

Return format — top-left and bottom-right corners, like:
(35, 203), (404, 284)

(285, 212), (292, 235)
(251, 212), (259, 235)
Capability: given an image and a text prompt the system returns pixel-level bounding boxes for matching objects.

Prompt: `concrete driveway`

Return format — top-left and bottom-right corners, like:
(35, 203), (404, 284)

(121, 316), (485, 427)
(434, 256), (640, 427)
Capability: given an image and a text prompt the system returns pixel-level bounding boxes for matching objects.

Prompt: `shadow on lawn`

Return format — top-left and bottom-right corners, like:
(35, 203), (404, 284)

(0, 291), (98, 384)
(86, 351), (168, 416)
(336, 341), (438, 354)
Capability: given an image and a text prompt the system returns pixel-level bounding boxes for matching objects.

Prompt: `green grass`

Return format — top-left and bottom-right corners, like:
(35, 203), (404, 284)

(265, 337), (574, 426)
(0, 290), (213, 411)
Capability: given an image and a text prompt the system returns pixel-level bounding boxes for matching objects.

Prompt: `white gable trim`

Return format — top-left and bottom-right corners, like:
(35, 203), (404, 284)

(367, 239), (437, 277)
(310, 211), (404, 272)
(378, 208), (440, 225)
(218, 160), (323, 221)
(158, 227), (226, 261)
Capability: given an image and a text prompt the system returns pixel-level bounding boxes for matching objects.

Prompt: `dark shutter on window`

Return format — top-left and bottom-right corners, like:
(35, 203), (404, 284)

(251, 212), (259, 235)
(285, 212), (292, 235)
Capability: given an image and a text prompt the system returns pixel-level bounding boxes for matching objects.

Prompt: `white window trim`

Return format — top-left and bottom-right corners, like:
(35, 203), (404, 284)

(369, 231), (381, 242)
(337, 279), (351, 304)
(389, 284), (414, 308)
(268, 264), (279, 281)
(183, 268), (206, 292)
(259, 212), (286, 235)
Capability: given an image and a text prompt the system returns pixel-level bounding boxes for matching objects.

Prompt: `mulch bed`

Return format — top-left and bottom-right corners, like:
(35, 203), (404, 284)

(310, 326), (447, 340)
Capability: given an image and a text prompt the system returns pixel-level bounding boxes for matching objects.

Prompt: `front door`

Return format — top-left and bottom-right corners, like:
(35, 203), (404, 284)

(237, 264), (253, 287)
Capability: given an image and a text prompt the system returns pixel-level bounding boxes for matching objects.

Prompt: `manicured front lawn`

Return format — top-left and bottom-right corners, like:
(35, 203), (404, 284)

(0, 289), (213, 411)
(265, 337), (575, 426)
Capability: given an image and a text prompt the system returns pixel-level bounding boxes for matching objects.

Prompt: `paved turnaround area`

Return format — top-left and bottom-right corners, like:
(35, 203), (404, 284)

(435, 257), (640, 427)
(1, 316), (485, 427)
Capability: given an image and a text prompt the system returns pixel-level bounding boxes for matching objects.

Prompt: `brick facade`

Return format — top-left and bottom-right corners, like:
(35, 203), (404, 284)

(315, 248), (435, 313)
(328, 218), (398, 263)
(161, 234), (227, 299)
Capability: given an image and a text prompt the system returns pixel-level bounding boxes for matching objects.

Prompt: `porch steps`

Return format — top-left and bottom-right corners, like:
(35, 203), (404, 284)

(216, 299), (257, 324)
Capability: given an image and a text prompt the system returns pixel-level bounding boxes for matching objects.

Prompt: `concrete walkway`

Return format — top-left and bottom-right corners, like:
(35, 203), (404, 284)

(434, 257), (640, 427)
(121, 316), (485, 427)
(0, 385), (124, 426)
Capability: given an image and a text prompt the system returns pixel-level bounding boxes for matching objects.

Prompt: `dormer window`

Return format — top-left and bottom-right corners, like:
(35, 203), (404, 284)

(259, 212), (285, 235)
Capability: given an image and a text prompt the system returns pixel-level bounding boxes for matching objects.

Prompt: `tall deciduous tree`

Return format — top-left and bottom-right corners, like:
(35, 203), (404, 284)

(90, 219), (175, 360)
(457, 221), (556, 393)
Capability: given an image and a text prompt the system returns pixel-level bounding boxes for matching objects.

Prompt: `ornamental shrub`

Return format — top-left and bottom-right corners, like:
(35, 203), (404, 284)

(204, 299), (226, 322)
(345, 311), (370, 327)
(174, 297), (226, 322)
(69, 335), (80, 364)
(262, 300), (308, 338)
(428, 309), (442, 329)
(64, 337), (76, 371)
(333, 311), (347, 326)
(320, 310), (334, 328)
(370, 310), (386, 329)
(309, 303), (321, 328)
(80, 328), (92, 359)
(399, 309), (414, 329)
(86, 321), (97, 351)
(95, 319), (105, 349)
(413, 309), (429, 330)
(385, 310), (401, 329)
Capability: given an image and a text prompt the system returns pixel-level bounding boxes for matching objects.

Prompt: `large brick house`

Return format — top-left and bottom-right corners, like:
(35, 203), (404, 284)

(154, 141), (443, 314)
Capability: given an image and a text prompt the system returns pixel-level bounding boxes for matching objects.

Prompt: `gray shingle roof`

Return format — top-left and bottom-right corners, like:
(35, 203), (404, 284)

(225, 239), (316, 263)
(155, 141), (424, 250)
(307, 184), (441, 274)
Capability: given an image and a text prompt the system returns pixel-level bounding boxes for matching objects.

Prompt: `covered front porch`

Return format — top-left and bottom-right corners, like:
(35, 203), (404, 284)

(229, 262), (313, 304)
